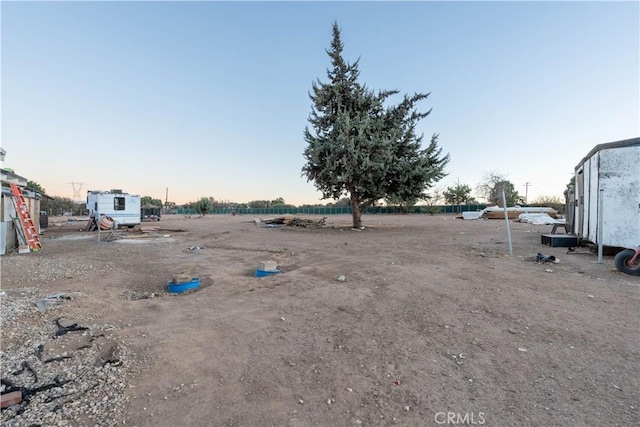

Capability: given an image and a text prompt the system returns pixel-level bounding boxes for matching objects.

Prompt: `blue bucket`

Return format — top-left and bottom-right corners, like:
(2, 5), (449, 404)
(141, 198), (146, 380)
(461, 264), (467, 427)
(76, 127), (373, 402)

(167, 277), (200, 293)
(255, 269), (280, 278)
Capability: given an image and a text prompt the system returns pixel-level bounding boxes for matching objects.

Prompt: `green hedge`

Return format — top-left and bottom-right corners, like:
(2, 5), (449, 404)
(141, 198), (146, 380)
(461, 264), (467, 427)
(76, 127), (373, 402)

(175, 205), (487, 216)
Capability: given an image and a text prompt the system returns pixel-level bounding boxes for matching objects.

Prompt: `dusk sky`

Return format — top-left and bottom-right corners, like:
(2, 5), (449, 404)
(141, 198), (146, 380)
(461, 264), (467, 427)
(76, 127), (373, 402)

(2, 1), (638, 206)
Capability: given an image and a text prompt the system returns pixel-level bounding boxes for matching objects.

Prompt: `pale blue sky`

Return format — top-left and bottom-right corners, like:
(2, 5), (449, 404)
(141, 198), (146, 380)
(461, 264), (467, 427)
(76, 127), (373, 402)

(2, 1), (638, 205)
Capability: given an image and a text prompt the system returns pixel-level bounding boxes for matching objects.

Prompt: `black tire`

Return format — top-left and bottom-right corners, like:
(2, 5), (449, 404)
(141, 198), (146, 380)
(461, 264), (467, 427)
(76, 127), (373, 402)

(614, 249), (640, 276)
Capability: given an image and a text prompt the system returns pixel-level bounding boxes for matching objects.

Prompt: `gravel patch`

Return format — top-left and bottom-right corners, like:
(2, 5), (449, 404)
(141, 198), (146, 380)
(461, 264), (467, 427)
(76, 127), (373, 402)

(0, 255), (115, 286)
(1, 289), (131, 427)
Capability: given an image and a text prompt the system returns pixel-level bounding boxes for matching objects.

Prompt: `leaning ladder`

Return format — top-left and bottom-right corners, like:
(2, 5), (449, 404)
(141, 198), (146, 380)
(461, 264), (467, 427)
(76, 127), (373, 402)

(9, 183), (43, 251)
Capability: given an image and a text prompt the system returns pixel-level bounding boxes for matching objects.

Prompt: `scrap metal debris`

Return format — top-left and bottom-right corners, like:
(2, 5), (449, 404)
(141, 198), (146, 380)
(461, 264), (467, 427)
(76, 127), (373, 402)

(255, 216), (327, 228)
(34, 345), (44, 361)
(536, 253), (560, 264)
(53, 318), (89, 337)
(11, 362), (38, 383)
(96, 224), (184, 242)
(43, 356), (73, 364)
(36, 293), (73, 314)
(1, 288), (130, 425)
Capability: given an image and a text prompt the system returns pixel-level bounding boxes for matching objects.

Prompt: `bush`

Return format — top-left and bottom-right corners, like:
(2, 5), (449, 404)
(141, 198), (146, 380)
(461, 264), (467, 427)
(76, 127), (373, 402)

(424, 206), (442, 215)
(194, 197), (213, 217)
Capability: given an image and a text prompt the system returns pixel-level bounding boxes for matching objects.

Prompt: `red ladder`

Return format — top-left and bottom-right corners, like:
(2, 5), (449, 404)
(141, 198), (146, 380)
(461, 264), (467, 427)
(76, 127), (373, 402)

(9, 183), (43, 251)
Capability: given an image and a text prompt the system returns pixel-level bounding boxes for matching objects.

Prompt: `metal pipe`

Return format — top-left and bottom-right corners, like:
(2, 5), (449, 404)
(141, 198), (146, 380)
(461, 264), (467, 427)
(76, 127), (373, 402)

(502, 190), (513, 256)
(96, 200), (101, 243)
(597, 188), (604, 264)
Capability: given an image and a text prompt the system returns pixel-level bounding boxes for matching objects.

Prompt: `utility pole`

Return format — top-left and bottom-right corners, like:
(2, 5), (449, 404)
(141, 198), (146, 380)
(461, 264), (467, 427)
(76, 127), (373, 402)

(164, 188), (169, 213)
(524, 182), (532, 204)
(67, 181), (86, 201)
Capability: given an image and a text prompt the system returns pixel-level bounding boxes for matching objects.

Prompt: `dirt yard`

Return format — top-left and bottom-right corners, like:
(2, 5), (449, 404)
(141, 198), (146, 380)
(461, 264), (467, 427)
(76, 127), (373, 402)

(1, 214), (638, 426)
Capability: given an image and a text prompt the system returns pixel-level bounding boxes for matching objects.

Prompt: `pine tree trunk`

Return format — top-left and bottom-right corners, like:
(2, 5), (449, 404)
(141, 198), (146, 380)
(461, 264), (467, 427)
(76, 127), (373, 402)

(349, 189), (362, 229)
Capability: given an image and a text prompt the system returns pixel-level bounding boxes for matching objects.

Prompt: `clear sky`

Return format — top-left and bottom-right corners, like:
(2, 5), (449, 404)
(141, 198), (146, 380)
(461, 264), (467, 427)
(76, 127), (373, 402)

(2, 1), (638, 206)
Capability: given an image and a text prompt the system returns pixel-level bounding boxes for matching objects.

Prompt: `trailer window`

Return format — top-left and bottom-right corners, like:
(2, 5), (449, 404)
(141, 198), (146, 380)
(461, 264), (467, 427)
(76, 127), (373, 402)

(114, 197), (125, 211)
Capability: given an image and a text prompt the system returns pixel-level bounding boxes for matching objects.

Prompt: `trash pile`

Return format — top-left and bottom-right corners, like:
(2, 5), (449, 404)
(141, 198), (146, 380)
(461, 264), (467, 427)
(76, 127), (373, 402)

(535, 253), (560, 264)
(254, 216), (327, 228)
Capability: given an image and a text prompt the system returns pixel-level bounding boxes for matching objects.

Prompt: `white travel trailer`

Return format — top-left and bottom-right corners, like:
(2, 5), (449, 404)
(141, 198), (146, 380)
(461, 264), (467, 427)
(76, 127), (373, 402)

(86, 190), (141, 227)
(572, 137), (640, 249)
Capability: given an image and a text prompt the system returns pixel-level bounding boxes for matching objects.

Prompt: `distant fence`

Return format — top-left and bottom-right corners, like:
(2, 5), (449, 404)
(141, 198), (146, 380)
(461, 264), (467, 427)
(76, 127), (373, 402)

(174, 205), (487, 216)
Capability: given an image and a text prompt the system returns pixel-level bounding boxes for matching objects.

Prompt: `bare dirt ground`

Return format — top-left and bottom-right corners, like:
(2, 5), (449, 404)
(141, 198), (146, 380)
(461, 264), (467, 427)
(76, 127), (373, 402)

(1, 214), (639, 427)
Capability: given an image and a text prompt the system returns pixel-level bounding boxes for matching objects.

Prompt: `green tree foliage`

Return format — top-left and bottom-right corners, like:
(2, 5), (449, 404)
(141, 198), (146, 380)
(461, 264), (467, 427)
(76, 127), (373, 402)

(566, 176), (575, 190)
(302, 22), (449, 228)
(248, 200), (271, 209)
(384, 194), (419, 213)
(533, 195), (563, 205)
(443, 180), (474, 212)
(324, 197), (351, 208)
(27, 180), (46, 195)
(299, 203), (327, 208)
(492, 181), (524, 207)
(141, 196), (163, 207)
(194, 197), (213, 217)
(476, 172), (524, 207)
(530, 195), (565, 214)
(41, 197), (84, 216)
(245, 198), (296, 209)
(270, 197), (295, 208)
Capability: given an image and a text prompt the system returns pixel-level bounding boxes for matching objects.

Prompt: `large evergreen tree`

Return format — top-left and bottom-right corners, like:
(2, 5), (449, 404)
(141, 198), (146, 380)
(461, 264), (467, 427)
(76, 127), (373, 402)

(302, 23), (449, 228)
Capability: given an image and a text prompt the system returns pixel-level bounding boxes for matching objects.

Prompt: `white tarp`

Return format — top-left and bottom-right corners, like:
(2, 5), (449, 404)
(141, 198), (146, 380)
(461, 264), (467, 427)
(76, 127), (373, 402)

(518, 213), (563, 225)
(462, 212), (483, 220)
(462, 206), (558, 220)
(483, 206), (557, 214)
